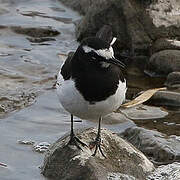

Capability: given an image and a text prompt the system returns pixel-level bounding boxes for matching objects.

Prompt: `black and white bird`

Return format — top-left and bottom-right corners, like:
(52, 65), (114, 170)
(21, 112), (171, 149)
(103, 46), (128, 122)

(56, 37), (127, 157)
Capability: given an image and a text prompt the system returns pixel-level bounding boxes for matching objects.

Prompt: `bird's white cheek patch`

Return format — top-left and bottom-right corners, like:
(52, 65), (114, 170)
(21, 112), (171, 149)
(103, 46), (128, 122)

(96, 47), (114, 60)
(82, 45), (115, 60)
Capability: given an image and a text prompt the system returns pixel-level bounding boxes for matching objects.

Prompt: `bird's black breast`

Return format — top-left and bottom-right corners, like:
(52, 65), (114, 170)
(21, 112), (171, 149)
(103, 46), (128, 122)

(72, 57), (125, 103)
(60, 47), (125, 103)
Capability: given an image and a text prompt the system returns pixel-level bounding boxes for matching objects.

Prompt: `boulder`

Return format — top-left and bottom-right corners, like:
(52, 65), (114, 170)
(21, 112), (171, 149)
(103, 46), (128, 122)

(165, 72), (180, 88)
(147, 162), (180, 180)
(11, 26), (60, 38)
(59, 0), (180, 55)
(42, 128), (154, 180)
(145, 50), (180, 76)
(121, 127), (180, 165)
(147, 90), (180, 107)
(151, 38), (180, 54)
(107, 172), (137, 180)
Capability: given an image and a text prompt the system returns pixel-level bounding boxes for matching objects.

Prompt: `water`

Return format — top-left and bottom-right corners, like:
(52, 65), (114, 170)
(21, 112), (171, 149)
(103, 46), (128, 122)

(0, 0), (179, 180)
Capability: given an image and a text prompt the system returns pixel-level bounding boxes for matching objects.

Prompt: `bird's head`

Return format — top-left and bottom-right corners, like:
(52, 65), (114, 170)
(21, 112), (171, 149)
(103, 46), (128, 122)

(75, 37), (125, 69)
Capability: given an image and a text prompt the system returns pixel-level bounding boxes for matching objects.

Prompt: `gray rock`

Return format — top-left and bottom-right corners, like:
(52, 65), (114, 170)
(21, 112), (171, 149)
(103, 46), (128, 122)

(145, 50), (180, 76)
(59, 0), (92, 15)
(151, 38), (180, 54)
(107, 172), (136, 180)
(147, 162), (180, 180)
(165, 72), (180, 88)
(41, 128), (154, 180)
(75, 0), (150, 53)
(59, 0), (180, 55)
(121, 127), (180, 165)
(148, 90), (180, 107)
(118, 104), (168, 120)
(11, 26), (60, 38)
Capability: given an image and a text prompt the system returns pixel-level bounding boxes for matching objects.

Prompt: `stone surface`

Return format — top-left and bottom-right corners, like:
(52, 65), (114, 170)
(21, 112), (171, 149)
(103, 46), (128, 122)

(42, 128), (154, 180)
(151, 38), (180, 54)
(145, 50), (180, 76)
(121, 127), (180, 165)
(165, 72), (180, 88)
(107, 172), (136, 180)
(147, 90), (180, 107)
(60, 0), (180, 55)
(147, 162), (180, 180)
(11, 26), (60, 38)
(118, 104), (168, 120)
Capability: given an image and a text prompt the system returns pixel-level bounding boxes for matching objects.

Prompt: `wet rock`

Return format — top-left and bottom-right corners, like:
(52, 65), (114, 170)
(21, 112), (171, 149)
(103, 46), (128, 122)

(27, 37), (56, 43)
(59, 0), (92, 15)
(165, 72), (180, 89)
(121, 127), (180, 165)
(0, 91), (37, 117)
(11, 26), (60, 38)
(42, 128), (154, 180)
(118, 104), (168, 120)
(147, 90), (180, 107)
(147, 162), (180, 180)
(60, 0), (180, 55)
(145, 50), (180, 77)
(107, 172), (136, 180)
(151, 38), (180, 54)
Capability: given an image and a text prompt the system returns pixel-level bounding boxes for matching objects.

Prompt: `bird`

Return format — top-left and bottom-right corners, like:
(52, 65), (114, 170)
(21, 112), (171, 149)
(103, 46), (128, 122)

(56, 36), (127, 157)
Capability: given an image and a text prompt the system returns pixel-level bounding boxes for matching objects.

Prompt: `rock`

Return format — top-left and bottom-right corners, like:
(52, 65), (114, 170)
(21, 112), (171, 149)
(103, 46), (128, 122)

(60, 0), (180, 55)
(11, 26), (60, 38)
(107, 172), (136, 180)
(42, 128), (154, 180)
(145, 50), (180, 76)
(151, 38), (180, 54)
(147, 162), (180, 180)
(59, 0), (92, 15)
(121, 127), (180, 165)
(147, 90), (180, 107)
(165, 72), (180, 88)
(27, 37), (56, 43)
(118, 104), (168, 120)
(0, 90), (36, 118)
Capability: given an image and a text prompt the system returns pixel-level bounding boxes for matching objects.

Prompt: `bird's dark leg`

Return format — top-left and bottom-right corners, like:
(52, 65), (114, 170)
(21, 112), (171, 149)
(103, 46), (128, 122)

(67, 114), (87, 149)
(92, 117), (106, 157)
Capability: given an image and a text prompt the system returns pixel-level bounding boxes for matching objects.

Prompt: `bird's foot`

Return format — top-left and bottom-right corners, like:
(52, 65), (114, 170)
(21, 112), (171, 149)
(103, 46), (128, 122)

(89, 136), (106, 158)
(67, 133), (87, 150)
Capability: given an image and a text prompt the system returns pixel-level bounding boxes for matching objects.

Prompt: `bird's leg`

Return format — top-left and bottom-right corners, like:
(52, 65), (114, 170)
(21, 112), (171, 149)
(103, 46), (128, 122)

(67, 114), (87, 149)
(91, 117), (106, 158)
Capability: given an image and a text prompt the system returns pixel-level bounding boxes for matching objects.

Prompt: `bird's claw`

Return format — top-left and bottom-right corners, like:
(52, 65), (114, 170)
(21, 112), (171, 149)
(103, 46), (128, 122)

(68, 134), (87, 150)
(89, 137), (106, 158)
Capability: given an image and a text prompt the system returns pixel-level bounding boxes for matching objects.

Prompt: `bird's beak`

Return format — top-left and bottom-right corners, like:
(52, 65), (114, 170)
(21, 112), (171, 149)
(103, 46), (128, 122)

(108, 57), (125, 68)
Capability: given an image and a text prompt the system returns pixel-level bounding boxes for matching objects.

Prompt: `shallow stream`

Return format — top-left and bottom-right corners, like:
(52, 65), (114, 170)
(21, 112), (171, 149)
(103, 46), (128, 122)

(0, 0), (179, 180)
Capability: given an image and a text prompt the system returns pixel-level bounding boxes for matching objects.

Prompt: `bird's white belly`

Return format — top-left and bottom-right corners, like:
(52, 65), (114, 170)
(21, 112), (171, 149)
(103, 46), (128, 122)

(56, 78), (126, 120)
